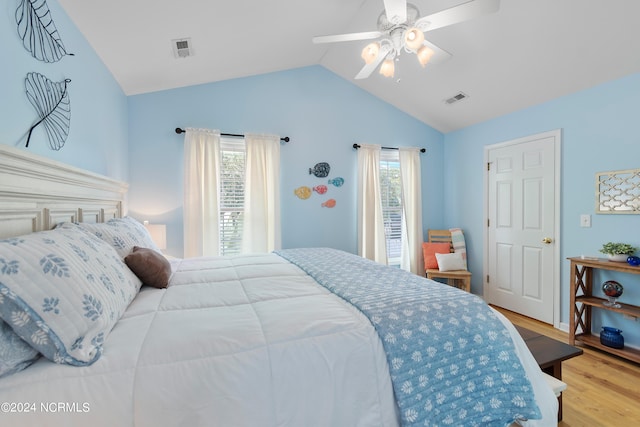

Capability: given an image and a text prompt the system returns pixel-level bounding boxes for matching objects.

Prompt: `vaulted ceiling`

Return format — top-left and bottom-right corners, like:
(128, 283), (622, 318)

(58, 0), (640, 133)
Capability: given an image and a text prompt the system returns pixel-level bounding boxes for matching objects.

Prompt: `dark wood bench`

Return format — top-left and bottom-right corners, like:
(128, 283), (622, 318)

(515, 325), (583, 421)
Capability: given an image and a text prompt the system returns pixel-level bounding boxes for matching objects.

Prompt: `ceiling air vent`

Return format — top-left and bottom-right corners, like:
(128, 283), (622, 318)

(444, 92), (469, 105)
(172, 38), (193, 58)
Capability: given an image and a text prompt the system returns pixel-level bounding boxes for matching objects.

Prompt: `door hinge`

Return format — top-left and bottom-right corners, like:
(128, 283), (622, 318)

(487, 162), (491, 171)
(486, 274), (490, 283)
(487, 218), (490, 227)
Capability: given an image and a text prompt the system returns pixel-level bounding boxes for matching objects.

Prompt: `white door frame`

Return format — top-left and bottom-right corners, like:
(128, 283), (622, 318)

(483, 129), (562, 328)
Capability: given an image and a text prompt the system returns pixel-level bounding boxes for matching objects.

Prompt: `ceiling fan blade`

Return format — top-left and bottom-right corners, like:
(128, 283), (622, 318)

(312, 31), (383, 44)
(420, 40), (452, 66)
(383, 0), (407, 25)
(355, 44), (392, 80)
(415, 0), (500, 32)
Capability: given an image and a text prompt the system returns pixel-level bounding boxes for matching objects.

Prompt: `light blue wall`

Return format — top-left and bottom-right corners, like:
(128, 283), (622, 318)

(127, 66), (444, 257)
(444, 73), (640, 342)
(0, 0), (128, 180)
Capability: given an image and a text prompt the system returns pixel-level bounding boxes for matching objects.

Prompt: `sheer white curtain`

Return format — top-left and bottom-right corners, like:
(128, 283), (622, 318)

(242, 133), (281, 253)
(399, 147), (424, 275)
(183, 128), (220, 258)
(357, 144), (388, 264)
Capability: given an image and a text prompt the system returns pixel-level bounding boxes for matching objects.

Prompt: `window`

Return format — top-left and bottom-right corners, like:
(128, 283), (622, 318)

(379, 150), (402, 266)
(219, 138), (246, 255)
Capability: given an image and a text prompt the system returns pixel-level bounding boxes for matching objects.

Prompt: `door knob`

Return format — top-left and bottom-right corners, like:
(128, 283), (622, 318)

(542, 237), (553, 244)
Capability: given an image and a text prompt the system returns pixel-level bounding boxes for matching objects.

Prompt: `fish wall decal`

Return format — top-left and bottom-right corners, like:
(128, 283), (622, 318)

(294, 186), (312, 199)
(313, 185), (328, 195)
(328, 177), (344, 187)
(309, 162), (330, 178)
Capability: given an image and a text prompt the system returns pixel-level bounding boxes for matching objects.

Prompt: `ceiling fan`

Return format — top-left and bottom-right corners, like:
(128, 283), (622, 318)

(312, 0), (500, 79)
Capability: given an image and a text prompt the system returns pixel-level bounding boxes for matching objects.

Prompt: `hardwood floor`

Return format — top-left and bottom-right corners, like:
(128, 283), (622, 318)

(494, 306), (640, 426)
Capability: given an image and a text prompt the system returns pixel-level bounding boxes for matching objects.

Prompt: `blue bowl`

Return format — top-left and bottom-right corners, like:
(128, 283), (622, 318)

(627, 255), (640, 266)
(600, 326), (624, 349)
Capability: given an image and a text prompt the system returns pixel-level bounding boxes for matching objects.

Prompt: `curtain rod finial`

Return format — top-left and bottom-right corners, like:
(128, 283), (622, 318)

(175, 127), (184, 134)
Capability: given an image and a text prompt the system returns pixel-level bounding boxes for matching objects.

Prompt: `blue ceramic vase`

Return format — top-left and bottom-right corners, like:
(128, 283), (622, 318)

(627, 255), (640, 266)
(600, 327), (624, 349)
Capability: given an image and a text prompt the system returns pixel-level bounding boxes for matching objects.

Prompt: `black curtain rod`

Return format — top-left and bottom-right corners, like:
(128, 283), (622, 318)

(175, 127), (290, 143)
(352, 143), (426, 153)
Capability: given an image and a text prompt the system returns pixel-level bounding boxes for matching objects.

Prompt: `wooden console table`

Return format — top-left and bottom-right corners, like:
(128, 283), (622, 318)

(568, 257), (640, 363)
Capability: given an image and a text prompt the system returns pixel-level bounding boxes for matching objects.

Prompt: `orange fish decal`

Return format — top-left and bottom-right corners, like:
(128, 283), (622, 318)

(321, 199), (336, 208)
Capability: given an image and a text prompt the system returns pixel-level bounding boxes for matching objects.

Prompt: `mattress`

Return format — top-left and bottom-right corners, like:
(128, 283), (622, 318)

(0, 252), (556, 426)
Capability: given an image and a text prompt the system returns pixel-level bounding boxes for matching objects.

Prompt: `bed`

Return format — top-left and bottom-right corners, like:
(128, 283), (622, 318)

(0, 145), (557, 426)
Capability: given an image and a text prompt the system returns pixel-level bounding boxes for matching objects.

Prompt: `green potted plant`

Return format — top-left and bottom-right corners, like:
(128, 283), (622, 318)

(599, 242), (637, 262)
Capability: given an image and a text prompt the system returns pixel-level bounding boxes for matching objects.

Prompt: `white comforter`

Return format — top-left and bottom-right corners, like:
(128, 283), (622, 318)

(0, 254), (556, 426)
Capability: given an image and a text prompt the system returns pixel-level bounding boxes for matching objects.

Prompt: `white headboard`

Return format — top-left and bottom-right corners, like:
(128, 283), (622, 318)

(0, 145), (128, 239)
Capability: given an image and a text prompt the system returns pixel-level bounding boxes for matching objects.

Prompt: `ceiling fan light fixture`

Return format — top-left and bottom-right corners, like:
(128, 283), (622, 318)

(403, 28), (424, 51)
(417, 45), (435, 67)
(361, 42), (380, 64)
(311, 0), (501, 80)
(379, 59), (395, 78)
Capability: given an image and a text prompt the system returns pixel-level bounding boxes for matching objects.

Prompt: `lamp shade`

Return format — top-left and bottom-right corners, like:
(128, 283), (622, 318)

(404, 28), (424, 51)
(379, 59), (395, 78)
(361, 42), (380, 64)
(417, 45), (434, 67)
(145, 224), (167, 250)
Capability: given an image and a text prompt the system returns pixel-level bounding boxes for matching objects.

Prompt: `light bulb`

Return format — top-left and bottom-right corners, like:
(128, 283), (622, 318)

(417, 46), (434, 67)
(379, 59), (395, 78)
(404, 28), (425, 51)
(361, 42), (380, 65)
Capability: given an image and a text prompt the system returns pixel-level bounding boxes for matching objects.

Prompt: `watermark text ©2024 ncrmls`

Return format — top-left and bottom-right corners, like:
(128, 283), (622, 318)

(1, 401), (90, 413)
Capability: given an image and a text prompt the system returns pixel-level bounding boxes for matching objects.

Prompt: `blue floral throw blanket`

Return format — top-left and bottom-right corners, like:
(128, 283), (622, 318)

(275, 248), (540, 427)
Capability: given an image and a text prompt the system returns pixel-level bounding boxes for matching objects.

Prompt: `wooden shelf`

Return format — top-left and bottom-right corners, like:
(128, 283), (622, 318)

(574, 333), (640, 364)
(568, 257), (640, 364)
(567, 257), (640, 274)
(575, 296), (640, 318)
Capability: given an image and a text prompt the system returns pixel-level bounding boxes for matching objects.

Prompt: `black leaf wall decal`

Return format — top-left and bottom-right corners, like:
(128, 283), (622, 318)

(24, 72), (72, 150)
(16, 0), (74, 62)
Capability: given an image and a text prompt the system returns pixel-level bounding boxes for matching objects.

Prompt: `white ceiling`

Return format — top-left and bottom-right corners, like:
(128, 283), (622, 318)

(58, 0), (640, 133)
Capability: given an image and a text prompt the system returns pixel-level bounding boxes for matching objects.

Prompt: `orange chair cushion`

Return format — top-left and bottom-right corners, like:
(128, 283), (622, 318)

(422, 242), (451, 269)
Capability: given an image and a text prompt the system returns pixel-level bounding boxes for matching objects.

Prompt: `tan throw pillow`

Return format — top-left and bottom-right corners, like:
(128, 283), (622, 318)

(125, 246), (172, 289)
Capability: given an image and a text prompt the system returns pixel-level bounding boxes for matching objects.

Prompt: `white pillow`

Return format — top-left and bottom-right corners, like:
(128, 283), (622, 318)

(435, 252), (466, 271)
(0, 227), (142, 366)
(60, 216), (161, 258)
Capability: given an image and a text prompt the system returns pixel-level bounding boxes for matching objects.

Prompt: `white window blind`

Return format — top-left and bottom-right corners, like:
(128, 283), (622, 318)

(380, 150), (402, 266)
(219, 138), (246, 255)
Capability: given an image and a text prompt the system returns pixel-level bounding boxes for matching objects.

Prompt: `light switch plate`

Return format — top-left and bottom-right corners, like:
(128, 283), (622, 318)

(580, 214), (591, 227)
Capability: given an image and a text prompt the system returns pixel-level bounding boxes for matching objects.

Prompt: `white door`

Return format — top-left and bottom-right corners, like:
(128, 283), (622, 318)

(484, 130), (561, 325)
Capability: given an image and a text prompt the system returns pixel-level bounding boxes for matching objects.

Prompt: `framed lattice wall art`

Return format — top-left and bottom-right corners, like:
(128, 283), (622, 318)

(596, 168), (640, 214)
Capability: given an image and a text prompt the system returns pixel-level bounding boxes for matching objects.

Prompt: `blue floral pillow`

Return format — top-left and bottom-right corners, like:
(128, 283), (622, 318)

(61, 216), (161, 258)
(0, 227), (142, 366)
(0, 320), (40, 378)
